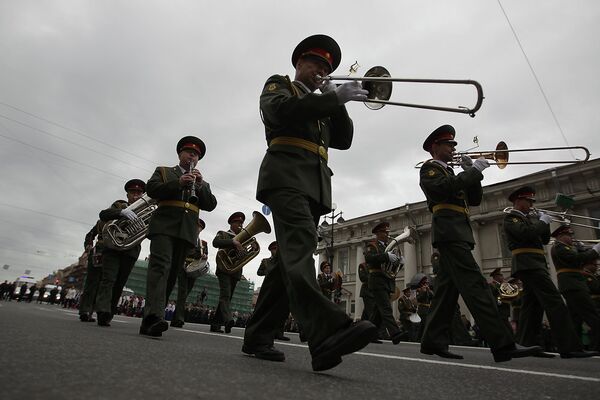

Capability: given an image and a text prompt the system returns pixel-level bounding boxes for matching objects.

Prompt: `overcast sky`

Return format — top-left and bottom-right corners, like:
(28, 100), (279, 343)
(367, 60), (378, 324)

(1, 0), (599, 287)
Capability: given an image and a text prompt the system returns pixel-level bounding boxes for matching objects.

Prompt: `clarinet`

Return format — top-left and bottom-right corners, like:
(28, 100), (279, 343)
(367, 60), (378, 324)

(186, 160), (198, 203)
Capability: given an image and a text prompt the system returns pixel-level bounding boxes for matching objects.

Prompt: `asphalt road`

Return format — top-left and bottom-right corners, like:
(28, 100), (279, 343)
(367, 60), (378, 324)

(1, 301), (599, 400)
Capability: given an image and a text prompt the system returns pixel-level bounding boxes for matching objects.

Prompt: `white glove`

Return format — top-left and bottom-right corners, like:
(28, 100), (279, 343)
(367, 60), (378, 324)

(592, 242), (600, 254)
(120, 208), (137, 220)
(320, 81), (336, 93)
(387, 252), (400, 266)
(334, 81), (369, 105)
(472, 157), (490, 172)
(460, 155), (473, 171)
(538, 212), (552, 224)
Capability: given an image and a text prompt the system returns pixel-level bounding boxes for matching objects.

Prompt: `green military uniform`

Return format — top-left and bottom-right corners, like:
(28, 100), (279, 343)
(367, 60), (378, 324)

(212, 230), (243, 331)
(419, 126), (515, 356)
(243, 58), (356, 353)
(358, 262), (375, 321)
(95, 199), (141, 324)
(415, 283), (433, 341)
(142, 160), (217, 332)
(317, 270), (335, 301)
(397, 289), (417, 341)
(255, 245), (289, 340)
(78, 224), (102, 321)
(551, 236), (600, 351)
(365, 238), (402, 342)
(584, 271), (600, 314)
(503, 209), (582, 353)
(489, 280), (512, 324)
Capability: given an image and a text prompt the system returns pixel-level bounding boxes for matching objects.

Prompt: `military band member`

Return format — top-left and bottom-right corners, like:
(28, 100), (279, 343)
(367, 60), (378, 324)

(358, 262), (375, 321)
(211, 212), (247, 333)
(242, 34), (376, 371)
(415, 275), (433, 341)
(550, 225), (600, 351)
(95, 179), (146, 326)
(166, 218), (208, 328)
(583, 262), (600, 314)
(140, 136), (217, 337)
(257, 241), (290, 341)
(419, 125), (540, 362)
(489, 268), (513, 336)
(365, 222), (403, 345)
(398, 286), (418, 342)
(78, 224), (101, 322)
(504, 186), (596, 358)
(317, 261), (335, 301)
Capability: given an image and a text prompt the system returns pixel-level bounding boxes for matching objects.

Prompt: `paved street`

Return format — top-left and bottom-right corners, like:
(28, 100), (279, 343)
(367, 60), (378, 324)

(1, 301), (599, 400)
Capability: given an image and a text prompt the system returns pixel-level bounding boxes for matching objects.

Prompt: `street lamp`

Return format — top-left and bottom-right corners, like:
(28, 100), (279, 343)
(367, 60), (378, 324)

(319, 203), (345, 266)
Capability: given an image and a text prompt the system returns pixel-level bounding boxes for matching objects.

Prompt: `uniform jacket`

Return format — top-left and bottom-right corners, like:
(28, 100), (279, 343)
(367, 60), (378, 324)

(551, 241), (599, 293)
(358, 262), (371, 298)
(419, 160), (483, 246)
(99, 200), (141, 259)
(147, 165), (217, 246)
(318, 272), (335, 299)
(398, 295), (417, 320)
(257, 75), (353, 215)
(503, 209), (550, 275)
(257, 256), (277, 277)
(213, 230), (242, 280)
(364, 239), (392, 277)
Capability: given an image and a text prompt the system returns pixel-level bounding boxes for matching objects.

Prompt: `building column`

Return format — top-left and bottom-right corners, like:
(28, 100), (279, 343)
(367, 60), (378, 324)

(397, 240), (417, 320)
(354, 244), (365, 321)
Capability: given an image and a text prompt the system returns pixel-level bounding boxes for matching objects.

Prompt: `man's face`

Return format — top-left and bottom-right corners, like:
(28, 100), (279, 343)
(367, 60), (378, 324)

(322, 264), (331, 274)
(514, 198), (534, 213)
(558, 232), (574, 246)
(376, 230), (390, 242)
(295, 57), (331, 92)
(230, 220), (243, 234)
(493, 274), (504, 283)
(126, 189), (143, 204)
(431, 141), (456, 163)
(178, 149), (200, 169)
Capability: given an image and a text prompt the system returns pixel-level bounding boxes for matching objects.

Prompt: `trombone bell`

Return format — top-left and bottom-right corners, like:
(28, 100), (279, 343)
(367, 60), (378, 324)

(361, 66), (393, 110)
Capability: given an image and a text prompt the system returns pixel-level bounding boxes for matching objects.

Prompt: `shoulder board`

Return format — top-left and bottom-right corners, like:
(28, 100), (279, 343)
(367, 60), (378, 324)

(421, 160), (448, 177)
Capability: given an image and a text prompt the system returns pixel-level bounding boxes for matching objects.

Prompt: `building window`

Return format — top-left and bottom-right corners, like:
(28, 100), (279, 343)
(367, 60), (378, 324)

(590, 207), (600, 239)
(338, 247), (350, 275)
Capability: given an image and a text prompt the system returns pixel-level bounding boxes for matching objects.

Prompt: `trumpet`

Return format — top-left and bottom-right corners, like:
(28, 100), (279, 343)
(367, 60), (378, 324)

(317, 65), (484, 116)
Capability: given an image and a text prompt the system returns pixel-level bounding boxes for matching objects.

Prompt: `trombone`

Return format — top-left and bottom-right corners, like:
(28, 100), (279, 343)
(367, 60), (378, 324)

(317, 66), (484, 117)
(503, 207), (600, 231)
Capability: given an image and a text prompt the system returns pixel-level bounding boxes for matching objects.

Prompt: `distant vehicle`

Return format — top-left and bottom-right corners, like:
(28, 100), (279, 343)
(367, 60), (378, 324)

(12, 276), (36, 299)
(40, 284), (62, 302)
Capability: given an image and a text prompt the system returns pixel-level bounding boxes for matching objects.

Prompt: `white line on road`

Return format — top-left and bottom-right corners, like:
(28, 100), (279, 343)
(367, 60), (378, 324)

(176, 328), (600, 383)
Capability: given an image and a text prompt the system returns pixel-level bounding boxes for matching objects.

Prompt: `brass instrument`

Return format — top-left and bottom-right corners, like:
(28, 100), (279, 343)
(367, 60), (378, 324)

(103, 194), (157, 251)
(184, 240), (210, 278)
(215, 211), (272, 274)
(317, 65), (484, 116)
(382, 226), (418, 279)
(531, 208), (600, 231)
(497, 281), (521, 303)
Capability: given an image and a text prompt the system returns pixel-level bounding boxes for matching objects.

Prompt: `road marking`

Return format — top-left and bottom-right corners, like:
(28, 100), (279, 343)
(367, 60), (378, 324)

(176, 328), (600, 382)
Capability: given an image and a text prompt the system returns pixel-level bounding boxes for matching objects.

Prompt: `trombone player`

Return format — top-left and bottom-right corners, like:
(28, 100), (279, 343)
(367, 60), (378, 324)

(504, 186), (597, 357)
(550, 225), (600, 351)
(419, 125), (540, 362)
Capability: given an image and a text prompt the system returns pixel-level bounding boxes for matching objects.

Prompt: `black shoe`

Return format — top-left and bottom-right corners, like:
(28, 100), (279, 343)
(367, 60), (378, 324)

(97, 312), (112, 327)
(492, 344), (542, 362)
(139, 316), (168, 337)
(421, 347), (464, 359)
(370, 339), (383, 344)
(391, 333), (402, 345)
(299, 333), (307, 343)
(531, 351), (556, 358)
(79, 314), (95, 323)
(210, 325), (224, 333)
(242, 344), (286, 362)
(170, 320), (184, 328)
(311, 320), (377, 372)
(560, 350), (600, 359)
(225, 320), (234, 334)
(275, 335), (291, 341)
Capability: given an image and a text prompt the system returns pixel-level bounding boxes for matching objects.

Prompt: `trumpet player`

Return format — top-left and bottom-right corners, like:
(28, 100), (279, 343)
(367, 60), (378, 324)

(95, 179), (146, 327)
(419, 125), (540, 362)
(166, 218), (208, 328)
(211, 212), (247, 334)
(242, 34), (376, 371)
(489, 268), (513, 335)
(550, 225), (600, 351)
(583, 261), (600, 314)
(140, 136), (217, 337)
(504, 186), (596, 358)
(364, 222), (403, 345)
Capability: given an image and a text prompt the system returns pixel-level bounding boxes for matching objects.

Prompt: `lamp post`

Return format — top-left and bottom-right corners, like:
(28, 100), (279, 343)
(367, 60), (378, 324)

(319, 203), (345, 266)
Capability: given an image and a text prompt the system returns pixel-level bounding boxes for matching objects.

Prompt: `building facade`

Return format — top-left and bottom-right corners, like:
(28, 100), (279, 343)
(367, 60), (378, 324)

(317, 159), (600, 320)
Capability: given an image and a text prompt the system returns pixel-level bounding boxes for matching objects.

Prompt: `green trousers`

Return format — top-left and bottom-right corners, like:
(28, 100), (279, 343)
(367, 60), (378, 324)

(368, 273), (401, 338)
(79, 253), (102, 315)
(95, 249), (138, 315)
(244, 189), (351, 350)
(563, 288), (600, 351)
(212, 272), (238, 326)
(422, 242), (513, 352)
(166, 266), (197, 324)
(144, 234), (190, 319)
(516, 268), (582, 353)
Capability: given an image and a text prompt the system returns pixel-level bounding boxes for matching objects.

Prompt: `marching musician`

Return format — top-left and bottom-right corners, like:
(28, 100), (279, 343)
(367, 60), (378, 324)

(504, 186), (595, 358)
(256, 241), (290, 341)
(317, 261), (335, 301)
(489, 268), (513, 335)
(583, 262), (600, 315)
(398, 286), (418, 342)
(415, 275), (433, 341)
(358, 262), (375, 321)
(166, 217), (208, 328)
(211, 212), (247, 333)
(364, 222), (403, 345)
(242, 34), (376, 371)
(139, 136), (217, 337)
(550, 225), (600, 351)
(94, 179), (145, 327)
(419, 125), (540, 362)
(78, 224), (101, 322)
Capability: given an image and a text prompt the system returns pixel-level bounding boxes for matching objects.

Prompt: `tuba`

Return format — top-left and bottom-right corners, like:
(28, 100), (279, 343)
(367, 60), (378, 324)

(216, 211), (271, 275)
(382, 226), (418, 279)
(103, 194), (157, 251)
(497, 281), (521, 303)
(184, 240), (210, 278)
